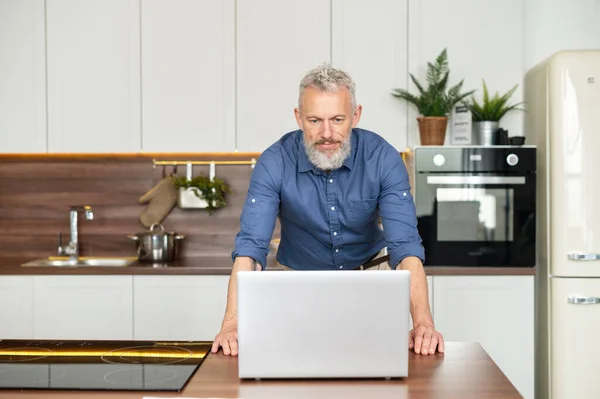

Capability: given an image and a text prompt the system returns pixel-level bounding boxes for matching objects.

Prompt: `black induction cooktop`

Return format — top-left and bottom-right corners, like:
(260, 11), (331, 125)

(0, 339), (211, 391)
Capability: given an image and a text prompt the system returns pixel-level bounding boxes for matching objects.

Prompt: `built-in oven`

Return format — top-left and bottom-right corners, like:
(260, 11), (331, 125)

(413, 146), (536, 267)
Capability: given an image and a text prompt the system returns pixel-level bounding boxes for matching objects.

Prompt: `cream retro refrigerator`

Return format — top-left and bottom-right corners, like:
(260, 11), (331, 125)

(525, 49), (600, 399)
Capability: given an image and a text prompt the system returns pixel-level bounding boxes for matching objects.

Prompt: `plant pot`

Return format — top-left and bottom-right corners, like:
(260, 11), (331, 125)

(177, 187), (209, 209)
(472, 121), (500, 146)
(417, 116), (448, 145)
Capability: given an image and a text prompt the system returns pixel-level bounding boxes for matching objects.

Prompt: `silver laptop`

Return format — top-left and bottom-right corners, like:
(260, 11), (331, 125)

(237, 270), (411, 379)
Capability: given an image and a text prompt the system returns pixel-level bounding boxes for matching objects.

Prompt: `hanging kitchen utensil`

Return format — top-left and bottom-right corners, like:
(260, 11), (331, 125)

(209, 161), (216, 207)
(127, 223), (185, 264)
(177, 162), (210, 209)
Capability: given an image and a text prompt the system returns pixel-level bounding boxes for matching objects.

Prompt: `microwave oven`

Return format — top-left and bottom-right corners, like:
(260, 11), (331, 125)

(410, 146), (536, 267)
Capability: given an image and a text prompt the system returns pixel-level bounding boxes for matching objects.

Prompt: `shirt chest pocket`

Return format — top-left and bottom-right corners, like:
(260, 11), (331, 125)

(348, 198), (378, 224)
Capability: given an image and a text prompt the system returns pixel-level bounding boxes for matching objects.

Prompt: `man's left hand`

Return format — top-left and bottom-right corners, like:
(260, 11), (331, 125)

(409, 323), (444, 355)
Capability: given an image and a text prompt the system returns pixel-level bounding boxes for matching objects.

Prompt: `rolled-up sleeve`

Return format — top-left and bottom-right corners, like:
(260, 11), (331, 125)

(378, 146), (425, 268)
(231, 147), (282, 269)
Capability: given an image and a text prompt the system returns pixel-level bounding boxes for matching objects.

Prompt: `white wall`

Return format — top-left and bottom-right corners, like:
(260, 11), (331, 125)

(407, 0), (525, 147)
(525, 0), (600, 71)
(0, 0), (598, 153)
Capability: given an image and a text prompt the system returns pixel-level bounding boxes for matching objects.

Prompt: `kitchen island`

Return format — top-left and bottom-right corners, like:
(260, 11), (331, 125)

(1, 342), (521, 399)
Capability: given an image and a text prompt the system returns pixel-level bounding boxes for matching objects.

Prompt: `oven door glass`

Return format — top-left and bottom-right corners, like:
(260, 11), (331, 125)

(436, 187), (513, 242)
(416, 174), (535, 267)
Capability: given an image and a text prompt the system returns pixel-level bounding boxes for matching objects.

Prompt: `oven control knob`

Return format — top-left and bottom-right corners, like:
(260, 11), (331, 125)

(433, 154), (445, 166)
(506, 153), (519, 166)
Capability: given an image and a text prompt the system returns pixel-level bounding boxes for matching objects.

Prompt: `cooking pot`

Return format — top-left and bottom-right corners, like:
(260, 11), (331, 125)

(127, 223), (185, 263)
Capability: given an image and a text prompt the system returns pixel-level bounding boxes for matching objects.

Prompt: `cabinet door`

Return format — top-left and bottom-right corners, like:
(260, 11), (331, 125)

(433, 276), (534, 399)
(46, 0), (141, 152)
(331, 0), (409, 150)
(0, 277), (34, 339)
(551, 277), (600, 399)
(33, 276), (133, 340)
(0, 0), (46, 153)
(407, 0), (525, 146)
(140, 0), (235, 152)
(236, 0), (330, 152)
(133, 276), (229, 341)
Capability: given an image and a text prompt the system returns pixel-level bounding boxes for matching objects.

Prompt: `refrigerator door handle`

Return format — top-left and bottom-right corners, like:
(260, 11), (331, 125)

(567, 252), (600, 261)
(568, 296), (600, 305)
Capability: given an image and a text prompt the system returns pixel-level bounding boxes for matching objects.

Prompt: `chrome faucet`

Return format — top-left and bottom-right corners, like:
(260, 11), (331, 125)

(58, 205), (94, 260)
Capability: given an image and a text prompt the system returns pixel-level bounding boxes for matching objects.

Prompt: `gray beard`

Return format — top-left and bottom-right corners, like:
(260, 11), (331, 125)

(303, 134), (351, 170)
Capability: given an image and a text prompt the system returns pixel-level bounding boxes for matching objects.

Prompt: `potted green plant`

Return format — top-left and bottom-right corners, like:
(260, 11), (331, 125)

(392, 48), (475, 145)
(463, 79), (524, 145)
(173, 174), (230, 215)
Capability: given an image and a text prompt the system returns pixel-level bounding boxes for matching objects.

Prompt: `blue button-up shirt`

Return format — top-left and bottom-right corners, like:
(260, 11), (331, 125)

(231, 128), (425, 270)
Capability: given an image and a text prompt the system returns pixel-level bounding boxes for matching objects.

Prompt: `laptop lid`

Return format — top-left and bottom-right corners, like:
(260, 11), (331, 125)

(237, 270), (411, 379)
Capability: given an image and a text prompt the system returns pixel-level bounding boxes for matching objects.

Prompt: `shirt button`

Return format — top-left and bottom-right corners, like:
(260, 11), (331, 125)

(335, 249), (339, 253)
(403, 192), (407, 197)
(339, 266), (343, 269)
(329, 179), (333, 183)
(333, 232), (337, 236)
(331, 206), (335, 211)
(251, 198), (256, 202)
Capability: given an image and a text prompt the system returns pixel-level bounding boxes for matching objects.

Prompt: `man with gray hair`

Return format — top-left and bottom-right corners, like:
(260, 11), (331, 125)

(212, 63), (444, 357)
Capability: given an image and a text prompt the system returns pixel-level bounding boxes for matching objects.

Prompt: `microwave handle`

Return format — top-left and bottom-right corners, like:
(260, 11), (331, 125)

(426, 176), (526, 185)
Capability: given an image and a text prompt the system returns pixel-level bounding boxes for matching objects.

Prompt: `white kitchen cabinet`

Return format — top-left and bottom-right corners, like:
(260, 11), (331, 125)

(140, 0), (235, 153)
(46, 0), (141, 153)
(0, 277), (34, 339)
(407, 0), (525, 146)
(235, 0), (330, 152)
(0, 0), (46, 153)
(133, 276), (229, 341)
(32, 276), (133, 340)
(432, 275), (534, 399)
(331, 0), (409, 151)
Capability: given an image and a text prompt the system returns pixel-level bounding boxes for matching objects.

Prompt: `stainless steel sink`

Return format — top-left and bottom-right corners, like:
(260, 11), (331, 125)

(21, 257), (137, 267)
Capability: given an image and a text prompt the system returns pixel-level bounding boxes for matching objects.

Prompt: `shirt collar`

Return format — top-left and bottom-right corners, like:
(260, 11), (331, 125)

(298, 129), (357, 173)
(297, 132), (313, 173)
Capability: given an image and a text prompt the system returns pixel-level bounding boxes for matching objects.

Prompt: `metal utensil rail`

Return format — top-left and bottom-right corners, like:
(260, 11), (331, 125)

(152, 159), (257, 168)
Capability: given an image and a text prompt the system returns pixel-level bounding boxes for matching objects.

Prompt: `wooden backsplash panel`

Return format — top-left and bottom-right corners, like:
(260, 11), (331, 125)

(0, 154), (278, 266)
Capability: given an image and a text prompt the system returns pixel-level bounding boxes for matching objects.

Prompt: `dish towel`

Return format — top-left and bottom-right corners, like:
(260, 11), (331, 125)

(138, 176), (178, 228)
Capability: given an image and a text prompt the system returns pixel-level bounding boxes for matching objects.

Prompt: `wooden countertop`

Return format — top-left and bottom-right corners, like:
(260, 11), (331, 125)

(0, 342), (522, 399)
(0, 256), (535, 275)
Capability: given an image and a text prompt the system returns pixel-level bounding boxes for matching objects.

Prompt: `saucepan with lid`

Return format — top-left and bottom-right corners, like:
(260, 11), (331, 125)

(127, 223), (185, 263)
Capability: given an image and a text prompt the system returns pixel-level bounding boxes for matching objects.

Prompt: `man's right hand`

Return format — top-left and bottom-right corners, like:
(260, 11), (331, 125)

(211, 256), (259, 357)
(211, 320), (238, 356)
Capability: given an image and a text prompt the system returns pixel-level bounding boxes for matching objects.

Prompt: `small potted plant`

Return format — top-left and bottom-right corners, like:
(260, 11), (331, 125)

(392, 48), (475, 145)
(173, 174), (230, 215)
(463, 79), (524, 145)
